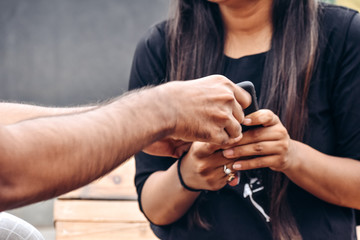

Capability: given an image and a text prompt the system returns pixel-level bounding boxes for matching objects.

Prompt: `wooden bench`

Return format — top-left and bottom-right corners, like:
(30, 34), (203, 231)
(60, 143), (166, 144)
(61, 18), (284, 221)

(54, 158), (157, 240)
(54, 157), (360, 239)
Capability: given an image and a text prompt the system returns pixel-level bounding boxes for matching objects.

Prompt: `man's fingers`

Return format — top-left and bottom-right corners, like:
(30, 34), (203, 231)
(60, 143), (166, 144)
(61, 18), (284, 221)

(233, 85), (252, 110)
(224, 116), (242, 143)
(193, 142), (224, 158)
(174, 142), (192, 158)
(232, 101), (245, 125)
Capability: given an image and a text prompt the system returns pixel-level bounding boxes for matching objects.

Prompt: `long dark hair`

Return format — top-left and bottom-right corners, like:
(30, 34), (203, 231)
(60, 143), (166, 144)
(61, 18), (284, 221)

(166, 0), (319, 239)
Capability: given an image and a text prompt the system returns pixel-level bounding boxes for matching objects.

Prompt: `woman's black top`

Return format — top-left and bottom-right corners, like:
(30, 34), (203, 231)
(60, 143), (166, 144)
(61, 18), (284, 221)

(128, 4), (360, 240)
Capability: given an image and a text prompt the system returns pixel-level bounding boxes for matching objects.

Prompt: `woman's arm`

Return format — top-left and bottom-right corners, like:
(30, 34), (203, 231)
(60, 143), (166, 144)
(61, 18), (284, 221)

(223, 110), (360, 209)
(140, 162), (201, 225)
(283, 140), (360, 209)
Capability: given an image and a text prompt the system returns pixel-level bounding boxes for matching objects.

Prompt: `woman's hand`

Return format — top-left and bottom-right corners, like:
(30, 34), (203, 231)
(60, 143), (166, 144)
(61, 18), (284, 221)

(222, 109), (295, 172)
(222, 109), (360, 209)
(141, 140), (239, 225)
(143, 138), (192, 158)
(180, 142), (240, 191)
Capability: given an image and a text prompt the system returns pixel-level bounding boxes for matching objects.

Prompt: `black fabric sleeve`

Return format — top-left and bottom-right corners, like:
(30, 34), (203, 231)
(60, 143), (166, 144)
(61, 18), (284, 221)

(330, 12), (360, 160)
(128, 21), (167, 90)
(127, 22), (178, 213)
(134, 152), (177, 213)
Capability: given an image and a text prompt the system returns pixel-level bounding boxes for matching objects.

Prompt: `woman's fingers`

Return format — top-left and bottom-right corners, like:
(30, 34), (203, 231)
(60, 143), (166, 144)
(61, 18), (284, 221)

(243, 109), (280, 127)
(182, 144), (243, 190)
(231, 154), (290, 172)
(223, 140), (288, 159)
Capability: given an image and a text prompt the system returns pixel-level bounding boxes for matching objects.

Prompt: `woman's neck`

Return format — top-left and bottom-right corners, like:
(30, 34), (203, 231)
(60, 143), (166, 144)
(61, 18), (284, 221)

(219, 0), (273, 59)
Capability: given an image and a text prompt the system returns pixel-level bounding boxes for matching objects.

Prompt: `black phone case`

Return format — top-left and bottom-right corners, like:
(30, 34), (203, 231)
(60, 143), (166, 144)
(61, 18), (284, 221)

(237, 81), (259, 132)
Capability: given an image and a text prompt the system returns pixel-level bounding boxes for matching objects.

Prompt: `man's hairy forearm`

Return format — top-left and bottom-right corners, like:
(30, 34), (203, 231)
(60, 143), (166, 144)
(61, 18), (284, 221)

(0, 87), (175, 211)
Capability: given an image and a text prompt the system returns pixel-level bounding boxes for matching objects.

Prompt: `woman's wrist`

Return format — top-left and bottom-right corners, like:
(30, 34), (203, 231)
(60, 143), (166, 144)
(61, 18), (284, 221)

(280, 140), (304, 176)
(177, 152), (203, 192)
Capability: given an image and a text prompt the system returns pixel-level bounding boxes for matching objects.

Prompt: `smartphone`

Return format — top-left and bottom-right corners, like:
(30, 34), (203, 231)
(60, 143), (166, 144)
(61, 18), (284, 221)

(236, 81), (259, 132)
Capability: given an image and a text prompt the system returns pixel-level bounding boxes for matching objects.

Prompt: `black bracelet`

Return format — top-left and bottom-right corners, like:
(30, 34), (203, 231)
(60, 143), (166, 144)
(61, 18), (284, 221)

(177, 152), (202, 192)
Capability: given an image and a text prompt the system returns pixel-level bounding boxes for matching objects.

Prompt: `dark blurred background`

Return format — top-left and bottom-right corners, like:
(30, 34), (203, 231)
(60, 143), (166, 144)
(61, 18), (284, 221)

(0, 0), (169, 106)
(1, 0), (169, 238)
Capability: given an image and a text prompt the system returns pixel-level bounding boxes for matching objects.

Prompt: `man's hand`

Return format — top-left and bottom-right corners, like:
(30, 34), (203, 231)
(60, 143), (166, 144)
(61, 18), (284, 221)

(143, 138), (192, 158)
(160, 75), (251, 145)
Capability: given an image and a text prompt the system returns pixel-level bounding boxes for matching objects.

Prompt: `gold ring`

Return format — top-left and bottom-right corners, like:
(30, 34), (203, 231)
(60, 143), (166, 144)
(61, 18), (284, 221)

(227, 173), (235, 182)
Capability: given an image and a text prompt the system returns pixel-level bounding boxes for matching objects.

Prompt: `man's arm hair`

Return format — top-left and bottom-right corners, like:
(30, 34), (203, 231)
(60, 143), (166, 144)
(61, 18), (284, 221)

(0, 102), (95, 125)
(0, 87), (174, 211)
